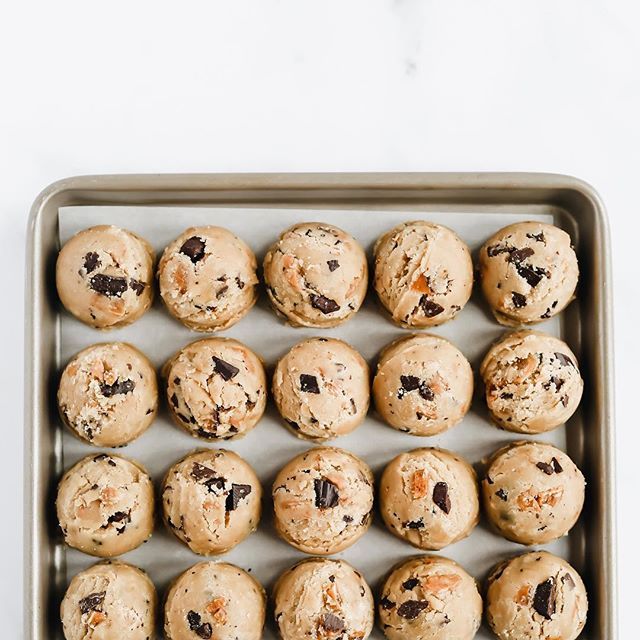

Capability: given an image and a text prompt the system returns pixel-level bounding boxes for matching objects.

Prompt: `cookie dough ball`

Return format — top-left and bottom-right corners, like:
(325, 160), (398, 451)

(380, 448), (479, 550)
(161, 449), (261, 555)
(56, 453), (154, 557)
(58, 343), (157, 447)
(379, 556), (482, 640)
(272, 447), (374, 555)
(482, 442), (585, 545)
(158, 226), (258, 331)
(164, 338), (266, 440)
(56, 225), (154, 329)
(272, 337), (370, 440)
(374, 221), (473, 328)
(263, 222), (368, 327)
(480, 330), (583, 433)
(274, 558), (374, 640)
(486, 551), (588, 640)
(479, 221), (579, 326)
(373, 334), (473, 436)
(164, 562), (265, 640)
(61, 561), (156, 640)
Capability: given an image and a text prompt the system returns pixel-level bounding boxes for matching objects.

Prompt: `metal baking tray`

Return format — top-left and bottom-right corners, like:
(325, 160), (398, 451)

(25, 173), (616, 639)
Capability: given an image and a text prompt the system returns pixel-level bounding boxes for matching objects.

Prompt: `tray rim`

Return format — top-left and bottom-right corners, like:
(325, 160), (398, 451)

(24, 172), (616, 639)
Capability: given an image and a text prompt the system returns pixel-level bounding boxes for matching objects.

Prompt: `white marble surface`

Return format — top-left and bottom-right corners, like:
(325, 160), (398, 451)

(1, 0), (638, 636)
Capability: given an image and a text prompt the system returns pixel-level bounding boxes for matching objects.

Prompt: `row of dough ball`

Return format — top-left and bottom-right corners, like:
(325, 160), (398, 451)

(61, 551), (588, 640)
(57, 330), (583, 448)
(56, 220), (579, 331)
(56, 443), (585, 560)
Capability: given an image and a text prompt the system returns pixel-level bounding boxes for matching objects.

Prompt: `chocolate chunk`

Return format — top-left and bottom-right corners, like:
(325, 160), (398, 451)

(500, 392), (514, 399)
(79, 591), (106, 614)
(225, 483), (252, 511)
(310, 293), (340, 314)
(551, 457), (563, 473)
(487, 244), (511, 257)
(212, 356), (239, 381)
(300, 374), (320, 394)
(195, 624), (212, 639)
(496, 488), (508, 501)
(204, 477), (226, 493)
(180, 236), (206, 263)
(533, 578), (556, 619)
(187, 611), (201, 630)
(90, 274), (128, 297)
(403, 519), (425, 529)
(516, 263), (548, 287)
(562, 572), (575, 589)
(508, 247), (535, 264)
(561, 395), (569, 407)
(321, 613), (345, 632)
(343, 515), (354, 523)
(327, 259), (340, 272)
(99, 379), (135, 397)
(191, 462), (216, 482)
(545, 376), (565, 392)
(314, 478), (340, 509)
(432, 482), (451, 514)
(554, 352), (575, 368)
(129, 279), (146, 296)
(418, 382), (435, 401)
(400, 375), (420, 392)
(170, 393), (179, 408)
(526, 232), (545, 242)
(83, 252), (100, 273)
(397, 600), (429, 620)
(107, 510), (130, 524)
(402, 578), (420, 591)
(235, 276), (245, 289)
(512, 292), (527, 308)
(419, 295), (444, 317)
(536, 461), (555, 475)
(380, 596), (396, 610)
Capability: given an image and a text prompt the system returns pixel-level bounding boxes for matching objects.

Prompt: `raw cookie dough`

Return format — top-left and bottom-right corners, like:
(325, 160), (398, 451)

(274, 558), (374, 640)
(263, 222), (368, 327)
(480, 330), (583, 433)
(380, 448), (479, 550)
(164, 337), (267, 440)
(158, 226), (258, 331)
(378, 556), (482, 640)
(373, 334), (473, 436)
(272, 337), (370, 440)
(482, 441), (585, 545)
(61, 560), (156, 640)
(373, 221), (473, 328)
(164, 562), (265, 640)
(478, 221), (579, 326)
(161, 449), (262, 555)
(486, 551), (588, 640)
(272, 447), (374, 555)
(56, 453), (154, 557)
(56, 225), (154, 329)
(58, 342), (157, 447)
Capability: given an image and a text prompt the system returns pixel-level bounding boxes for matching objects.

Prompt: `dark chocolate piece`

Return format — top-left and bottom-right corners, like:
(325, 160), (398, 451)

(300, 374), (320, 394)
(180, 236), (206, 263)
(432, 482), (451, 514)
(314, 478), (340, 509)
(212, 356), (239, 381)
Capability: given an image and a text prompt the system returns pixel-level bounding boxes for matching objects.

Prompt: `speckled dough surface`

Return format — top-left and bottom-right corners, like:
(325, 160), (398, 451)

(482, 441), (585, 545)
(378, 556), (482, 640)
(58, 342), (157, 447)
(373, 334), (473, 436)
(61, 561), (156, 640)
(161, 449), (262, 555)
(263, 222), (368, 327)
(272, 337), (370, 440)
(373, 221), (473, 327)
(274, 558), (374, 640)
(164, 337), (267, 440)
(164, 562), (265, 640)
(56, 225), (154, 329)
(480, 330), (583, 433)
(158, 226), (258, 331)
(478, 221), (579, 326)
(486, 551), (588, 640)
(56, 453), (154, 557)
(380, 448), (479, 550)
(272, 447), (374, 555)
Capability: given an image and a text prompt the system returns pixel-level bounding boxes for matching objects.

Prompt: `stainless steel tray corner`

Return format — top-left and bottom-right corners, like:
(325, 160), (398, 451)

(25, 173), (616, 639)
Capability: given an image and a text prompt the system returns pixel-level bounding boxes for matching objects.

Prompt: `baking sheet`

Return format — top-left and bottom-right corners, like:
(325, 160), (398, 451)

(57, 204), (577, 639)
